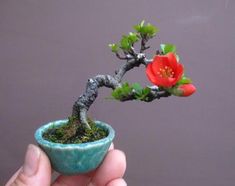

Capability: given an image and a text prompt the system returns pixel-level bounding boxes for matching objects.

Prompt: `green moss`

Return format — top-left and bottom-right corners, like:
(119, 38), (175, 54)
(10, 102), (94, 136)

(42, 117), (108, 144)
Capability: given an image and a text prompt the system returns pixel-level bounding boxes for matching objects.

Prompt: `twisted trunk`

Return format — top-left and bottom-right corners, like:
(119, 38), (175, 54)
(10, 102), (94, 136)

(72, 52), (169, 128)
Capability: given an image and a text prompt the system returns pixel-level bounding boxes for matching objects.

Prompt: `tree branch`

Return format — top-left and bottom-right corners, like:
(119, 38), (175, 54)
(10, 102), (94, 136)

(72, 75), (120, 129)
(115, 53), (132, 60)
(140, 37), (150, 53)
(72, 33), (155, 128)
(118, 86), (171, 102)
(72, 53), (150, 127)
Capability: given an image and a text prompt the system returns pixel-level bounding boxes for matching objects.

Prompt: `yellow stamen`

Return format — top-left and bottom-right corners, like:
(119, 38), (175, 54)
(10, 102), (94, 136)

(157, 66), (174, 78)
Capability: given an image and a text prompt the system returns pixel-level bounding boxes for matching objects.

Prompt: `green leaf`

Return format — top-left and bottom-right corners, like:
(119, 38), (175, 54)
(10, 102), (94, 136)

(133, 20), (158, 38)
(133, 24), (141, 32)
(111, 82), (153, 101)
(120, 35), (131, 50)
(142, 87), (151, 96)
(128, 32), (139, 44)
(160, 43), (176, 54)
(140, 20), (145, 27)
(108, 43), (119, 53)
(133, 20), (145, 32)
(111, 89), (121, 100)
(122, 82), (132, 94)
(165, 86), (182, 97)
(111, 82), (132, 100)
(177, 76), (192, 85)
(131, 83), (142, 94)
(134, 86), (151, 101)
(144, 23), (159, 37)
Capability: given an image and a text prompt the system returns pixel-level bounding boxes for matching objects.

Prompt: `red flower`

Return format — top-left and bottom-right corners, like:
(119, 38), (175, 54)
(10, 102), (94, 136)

(146, 53), (184, 87)
(177, 84), (196, 97)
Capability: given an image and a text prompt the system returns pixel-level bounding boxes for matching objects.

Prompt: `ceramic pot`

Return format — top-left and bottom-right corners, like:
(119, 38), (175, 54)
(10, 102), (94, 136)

(34, 119), (115, 175)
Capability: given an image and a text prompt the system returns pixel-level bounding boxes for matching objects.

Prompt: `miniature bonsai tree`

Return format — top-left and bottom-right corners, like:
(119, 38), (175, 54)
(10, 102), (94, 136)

(43, 20), (196, 144)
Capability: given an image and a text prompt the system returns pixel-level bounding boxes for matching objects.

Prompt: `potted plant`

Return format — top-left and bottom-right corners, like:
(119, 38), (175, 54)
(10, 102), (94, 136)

(35, 20), (196, 175)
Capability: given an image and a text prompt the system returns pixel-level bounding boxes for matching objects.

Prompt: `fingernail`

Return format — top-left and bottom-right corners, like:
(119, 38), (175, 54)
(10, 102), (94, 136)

(109, 143), (114, 150)
(22, 144), (41, 176)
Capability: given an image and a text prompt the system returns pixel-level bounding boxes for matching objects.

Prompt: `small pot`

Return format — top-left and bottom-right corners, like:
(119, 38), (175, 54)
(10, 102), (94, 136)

(34, 119), (115, 175)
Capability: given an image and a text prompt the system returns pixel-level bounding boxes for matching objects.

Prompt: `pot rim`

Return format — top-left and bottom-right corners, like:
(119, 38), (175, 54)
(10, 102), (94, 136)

(35, 119), (115, 150)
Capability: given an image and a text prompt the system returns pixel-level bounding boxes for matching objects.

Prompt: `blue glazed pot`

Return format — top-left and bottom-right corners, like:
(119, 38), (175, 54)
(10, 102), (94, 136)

(35, 119), (115, 175)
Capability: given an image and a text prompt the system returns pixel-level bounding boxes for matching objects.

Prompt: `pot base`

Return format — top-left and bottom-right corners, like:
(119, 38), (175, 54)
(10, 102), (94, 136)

(35, 119), (115, 175)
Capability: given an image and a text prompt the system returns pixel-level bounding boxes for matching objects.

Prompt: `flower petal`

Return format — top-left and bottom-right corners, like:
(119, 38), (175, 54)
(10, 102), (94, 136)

(146, 63), (159, 85)
(151, 55), (168, 74)
(175, 63), (184, 82)
(165, 52), (178, 71)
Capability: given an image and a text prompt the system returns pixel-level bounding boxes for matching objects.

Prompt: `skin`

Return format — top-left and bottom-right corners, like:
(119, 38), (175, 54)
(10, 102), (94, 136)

(6, 143), (127, 186)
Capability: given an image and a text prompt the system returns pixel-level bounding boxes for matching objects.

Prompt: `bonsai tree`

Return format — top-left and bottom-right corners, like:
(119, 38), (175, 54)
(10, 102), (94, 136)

(43, 20), (196, 143)
(36, 20), (196, 175)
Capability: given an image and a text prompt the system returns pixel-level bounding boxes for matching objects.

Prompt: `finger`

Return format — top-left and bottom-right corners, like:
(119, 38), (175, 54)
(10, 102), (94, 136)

(53, 149), (126, 186)
(5, 167), (22, 185)
(6, 144), (51, 186)
(106, 178), (127, 186)
(89, 149), (126, 186)
(52, 174), (91, 186)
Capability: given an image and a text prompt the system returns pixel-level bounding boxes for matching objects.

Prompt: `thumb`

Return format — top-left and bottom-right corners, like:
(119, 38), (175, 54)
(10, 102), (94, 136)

(6, 144), (52, 186)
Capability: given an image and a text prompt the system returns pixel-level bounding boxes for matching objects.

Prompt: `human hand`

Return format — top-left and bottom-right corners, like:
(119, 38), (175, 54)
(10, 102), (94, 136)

(6, 144), (126, 186)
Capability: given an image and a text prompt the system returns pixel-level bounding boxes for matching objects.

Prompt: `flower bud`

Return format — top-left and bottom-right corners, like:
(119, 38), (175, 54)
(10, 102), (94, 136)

(177, 84), (196, 97)
(167, 84), (196, 97)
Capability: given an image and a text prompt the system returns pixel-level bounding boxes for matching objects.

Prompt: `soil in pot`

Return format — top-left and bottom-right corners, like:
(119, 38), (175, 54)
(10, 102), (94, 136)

(42, 117), (108, 144)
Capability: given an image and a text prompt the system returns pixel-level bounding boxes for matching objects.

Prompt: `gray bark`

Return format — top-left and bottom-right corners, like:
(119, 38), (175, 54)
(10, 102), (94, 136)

(72, 35), (171, 128)
(72, 52), (170, 128)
